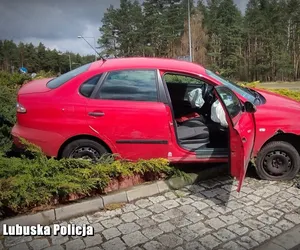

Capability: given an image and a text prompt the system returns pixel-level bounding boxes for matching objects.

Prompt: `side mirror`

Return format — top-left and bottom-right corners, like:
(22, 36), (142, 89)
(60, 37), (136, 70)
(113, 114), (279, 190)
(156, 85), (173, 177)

(244, 101), (257, 113)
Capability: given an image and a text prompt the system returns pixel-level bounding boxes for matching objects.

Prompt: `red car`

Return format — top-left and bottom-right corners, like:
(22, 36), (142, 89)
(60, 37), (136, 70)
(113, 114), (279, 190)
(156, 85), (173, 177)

(12, 57), (300, 191)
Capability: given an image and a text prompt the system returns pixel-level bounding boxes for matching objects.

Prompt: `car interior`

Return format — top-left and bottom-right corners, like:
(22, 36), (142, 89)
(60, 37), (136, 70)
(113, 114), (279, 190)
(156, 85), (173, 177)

(164, 74), (229, 152)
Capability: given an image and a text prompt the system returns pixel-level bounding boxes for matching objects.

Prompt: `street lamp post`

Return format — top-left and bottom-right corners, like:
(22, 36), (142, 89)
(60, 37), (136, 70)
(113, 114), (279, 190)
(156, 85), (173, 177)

(58, 53), (72, 71)
(77, 36), (97, 61)
(188, 0), (192, 62)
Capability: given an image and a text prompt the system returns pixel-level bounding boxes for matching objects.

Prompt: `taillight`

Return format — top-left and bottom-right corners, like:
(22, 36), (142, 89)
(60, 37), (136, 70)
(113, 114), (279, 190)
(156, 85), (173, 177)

(16, 103), (27, 113)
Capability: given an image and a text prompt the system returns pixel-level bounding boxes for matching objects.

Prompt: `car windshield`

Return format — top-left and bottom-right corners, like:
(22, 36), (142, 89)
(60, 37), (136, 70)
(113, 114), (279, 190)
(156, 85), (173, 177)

(47, 62), (92, 89)
(205, 69), (256, 103)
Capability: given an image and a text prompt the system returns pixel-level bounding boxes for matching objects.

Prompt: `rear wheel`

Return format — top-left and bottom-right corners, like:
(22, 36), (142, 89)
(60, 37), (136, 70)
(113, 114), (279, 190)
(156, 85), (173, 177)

(255, 141), (300, 180)
(61, 139), (108, 161)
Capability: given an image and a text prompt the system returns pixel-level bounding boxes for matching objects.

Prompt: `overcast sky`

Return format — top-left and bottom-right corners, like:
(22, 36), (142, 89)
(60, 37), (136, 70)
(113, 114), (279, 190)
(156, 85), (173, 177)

(0, 0), (248, 56)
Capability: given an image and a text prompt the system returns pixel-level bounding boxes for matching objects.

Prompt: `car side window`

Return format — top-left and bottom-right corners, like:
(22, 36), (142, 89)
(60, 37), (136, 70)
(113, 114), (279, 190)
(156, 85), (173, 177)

(79, 74), (102, 98)
(216, 86), (242, 118)
(97, 70), (158, 102)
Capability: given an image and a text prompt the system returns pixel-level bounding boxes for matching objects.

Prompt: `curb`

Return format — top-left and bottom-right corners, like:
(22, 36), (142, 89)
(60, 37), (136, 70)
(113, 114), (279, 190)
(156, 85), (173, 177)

(0, 164), (228, 234)
(255, 225), (300, 250)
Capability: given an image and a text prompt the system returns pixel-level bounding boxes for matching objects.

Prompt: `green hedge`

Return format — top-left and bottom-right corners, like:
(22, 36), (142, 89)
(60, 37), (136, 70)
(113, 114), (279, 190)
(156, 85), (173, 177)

(0, 142), (180, 215)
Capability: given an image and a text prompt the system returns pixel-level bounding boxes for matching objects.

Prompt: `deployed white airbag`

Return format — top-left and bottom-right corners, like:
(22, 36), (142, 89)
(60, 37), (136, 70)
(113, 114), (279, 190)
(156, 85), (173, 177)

(188, 88), (205, 108)
(211, 100), (228, 127)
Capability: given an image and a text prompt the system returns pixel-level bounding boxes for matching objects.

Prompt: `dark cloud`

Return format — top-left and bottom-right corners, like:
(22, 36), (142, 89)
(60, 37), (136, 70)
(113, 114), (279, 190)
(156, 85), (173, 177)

(0, 0), (248, 54)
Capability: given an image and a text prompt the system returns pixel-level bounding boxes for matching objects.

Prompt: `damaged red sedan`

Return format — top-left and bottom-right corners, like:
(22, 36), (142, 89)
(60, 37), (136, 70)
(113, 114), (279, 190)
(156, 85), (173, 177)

(12, 57), (300, 191)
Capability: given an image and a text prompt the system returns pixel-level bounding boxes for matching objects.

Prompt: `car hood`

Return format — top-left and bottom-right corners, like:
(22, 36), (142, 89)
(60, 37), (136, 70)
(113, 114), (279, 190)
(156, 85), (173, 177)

(255, 88), (300, 111)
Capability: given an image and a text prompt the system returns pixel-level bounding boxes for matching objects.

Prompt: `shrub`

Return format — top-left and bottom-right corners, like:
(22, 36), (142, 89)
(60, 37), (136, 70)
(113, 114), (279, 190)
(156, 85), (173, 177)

(0, 142), (179, 214)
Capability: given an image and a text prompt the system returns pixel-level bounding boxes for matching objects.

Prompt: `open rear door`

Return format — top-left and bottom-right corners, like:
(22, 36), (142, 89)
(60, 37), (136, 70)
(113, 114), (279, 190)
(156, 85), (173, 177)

(214, 86), (256, 192)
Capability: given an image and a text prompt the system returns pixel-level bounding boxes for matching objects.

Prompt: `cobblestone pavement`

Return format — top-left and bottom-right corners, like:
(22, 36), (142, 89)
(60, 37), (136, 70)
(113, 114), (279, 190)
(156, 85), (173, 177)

(2, 175), (300, 250)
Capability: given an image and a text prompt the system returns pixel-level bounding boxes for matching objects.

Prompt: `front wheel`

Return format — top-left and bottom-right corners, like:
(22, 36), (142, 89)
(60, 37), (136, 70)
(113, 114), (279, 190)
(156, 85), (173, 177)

(255, 141), (300, 181)
(61, 139), (108, 161)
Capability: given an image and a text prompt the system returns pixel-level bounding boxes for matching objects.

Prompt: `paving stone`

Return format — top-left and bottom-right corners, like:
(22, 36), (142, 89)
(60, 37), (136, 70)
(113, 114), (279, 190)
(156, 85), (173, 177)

(285, 213), (300, 224)
(243, 206), (263, 216)
(101, 218), (122, 228)
(201, 207), (220, 219)
(232, 209), (251, 220)
(199, 235), (222, 249)
(159, 221), (176, 232)
(117, 222), (141, 234)
(189, 194), (205, 201)
(178, 204), (197, 214)
(249, 230), (270, 244)
(185, 212), (205, 222)
(4, 236), (32, 247)
(237, 236), (259, 249)
(219, 215), (239, 225)
(222, 241), (246, 250)
(50, 235), (69, 245)
(184, 241), (206, 250)
(164, 191), (177, 199)
(227, 224), (249, 236)
(176, 197), (194, 205)
(203, 198), (223, 206)
(122, 204), (138, 213)
(186, 184), (206, 193)
(86, 247), (102, 250)
(288, 197), (300, 207)
(256, 200), (274, 210)
(257, 214), (278, 225)
(213, 228), (237, 242)
(135, 199), (153, 208)
(240, 186), (255, 194)
(276, 219), (295, 231)
(267, 209), (284, 219)
(143, 241), (166, 250)
(29, 239), (50, 250)
(213, 205), (232, 214)
(174, 227), (198, 241)
(170, 217), (192, 228)
(120, 212), (138, 222)
(242, 219), (265, 230)
(102, 227), (121, 240)
(122, 231), (148, 247)
(261, 225), (282, 237)
(136, 217), (156, 228)
(70, 216), (89, 225)
(84, 234), (103, 248)
(276, 202), (296, 213)
(0, 242), (4, 250)
(65, 239), (85, 250)
(148, 195), (166, 203)
(9, 243), (29, 250)
(101, 237), (126, 250)
(151, 214), (170, 223)
(161, 200), (180, 209)
(142, 226), (163, 239)
(188, 222), (212, 236)
(175, 189), (191, 197)
(201, 180), (221, 189)
(134, 209), (152, 218)
(163, 208), (184, 219)
(157, 233), (183, 248)
(206, 218), (226, 230)
(148, 204), (166, 214)
(191, 201), (209, 211)
(91, 223), (104, 233)
(226, 200), (245, 209)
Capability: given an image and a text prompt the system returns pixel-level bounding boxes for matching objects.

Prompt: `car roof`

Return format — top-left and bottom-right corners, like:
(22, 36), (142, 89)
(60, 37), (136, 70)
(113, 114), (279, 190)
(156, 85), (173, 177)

(88, 57), (207, 75)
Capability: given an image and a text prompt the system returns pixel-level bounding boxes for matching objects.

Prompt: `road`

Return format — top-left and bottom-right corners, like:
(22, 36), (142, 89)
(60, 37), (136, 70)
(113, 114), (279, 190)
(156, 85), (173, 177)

(260, 82), (300, 90)
(1, 175), (300, 250)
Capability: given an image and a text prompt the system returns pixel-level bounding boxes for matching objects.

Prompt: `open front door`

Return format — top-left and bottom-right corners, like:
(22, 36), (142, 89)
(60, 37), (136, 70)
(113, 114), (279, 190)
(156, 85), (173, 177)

(214, 86), (256, 192)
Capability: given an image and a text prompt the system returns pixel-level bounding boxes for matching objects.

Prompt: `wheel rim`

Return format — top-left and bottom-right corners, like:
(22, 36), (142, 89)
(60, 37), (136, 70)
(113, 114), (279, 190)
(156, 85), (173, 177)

(69, 146), (101, 161)
(262, 150), (293, 178)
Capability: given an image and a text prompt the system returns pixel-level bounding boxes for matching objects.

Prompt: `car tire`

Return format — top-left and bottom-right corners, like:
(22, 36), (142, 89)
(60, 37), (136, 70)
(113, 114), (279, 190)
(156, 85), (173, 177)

(61, 139), (108, 161)
(255, 141), (300, 181)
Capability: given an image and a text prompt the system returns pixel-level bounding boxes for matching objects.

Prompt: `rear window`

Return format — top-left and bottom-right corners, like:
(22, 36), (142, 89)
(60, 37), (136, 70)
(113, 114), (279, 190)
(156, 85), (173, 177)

(47, 63), (92, 89)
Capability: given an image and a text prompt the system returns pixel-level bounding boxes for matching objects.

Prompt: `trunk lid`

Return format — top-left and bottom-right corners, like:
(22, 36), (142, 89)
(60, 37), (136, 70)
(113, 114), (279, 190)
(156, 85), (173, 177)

(18, 78), (53, 95)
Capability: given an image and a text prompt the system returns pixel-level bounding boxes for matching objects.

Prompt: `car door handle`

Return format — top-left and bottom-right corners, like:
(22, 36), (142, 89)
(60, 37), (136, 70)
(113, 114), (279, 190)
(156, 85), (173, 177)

(88, 111), (105, 117)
